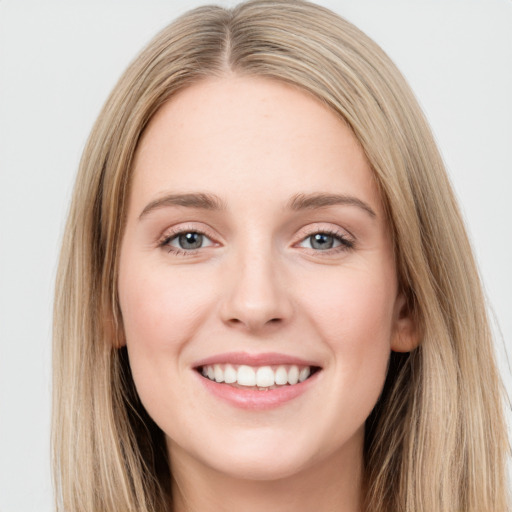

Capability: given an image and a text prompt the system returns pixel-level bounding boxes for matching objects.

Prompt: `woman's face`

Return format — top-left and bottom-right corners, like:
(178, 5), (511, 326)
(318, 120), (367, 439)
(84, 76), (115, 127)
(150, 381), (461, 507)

(118, 76), (415, 482)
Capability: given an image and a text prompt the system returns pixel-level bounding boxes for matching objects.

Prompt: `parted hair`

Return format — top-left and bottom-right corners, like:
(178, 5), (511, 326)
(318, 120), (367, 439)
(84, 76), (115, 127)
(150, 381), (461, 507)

(52, 1), (510, 511)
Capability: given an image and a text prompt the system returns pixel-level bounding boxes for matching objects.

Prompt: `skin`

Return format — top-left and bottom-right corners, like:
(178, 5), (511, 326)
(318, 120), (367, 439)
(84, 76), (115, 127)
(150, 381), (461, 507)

(118, 75), (417, 512)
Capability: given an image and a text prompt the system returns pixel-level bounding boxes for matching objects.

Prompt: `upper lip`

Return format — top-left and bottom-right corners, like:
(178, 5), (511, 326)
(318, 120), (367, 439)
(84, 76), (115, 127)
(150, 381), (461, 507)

(193, 351), (322, 368)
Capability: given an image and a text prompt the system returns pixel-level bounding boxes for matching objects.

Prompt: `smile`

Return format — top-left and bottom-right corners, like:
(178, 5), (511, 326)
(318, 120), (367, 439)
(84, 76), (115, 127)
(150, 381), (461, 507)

(198, 363), (320, 389)
(193, 353), (323, 410)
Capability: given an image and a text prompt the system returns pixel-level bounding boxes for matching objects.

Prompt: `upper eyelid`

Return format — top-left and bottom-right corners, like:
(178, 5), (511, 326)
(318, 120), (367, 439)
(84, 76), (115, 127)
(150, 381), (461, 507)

(295, 223), (354, 241)
(295, 230), (354, 251)
(158, 223), (218, 244)
(157, 221), (354, 246)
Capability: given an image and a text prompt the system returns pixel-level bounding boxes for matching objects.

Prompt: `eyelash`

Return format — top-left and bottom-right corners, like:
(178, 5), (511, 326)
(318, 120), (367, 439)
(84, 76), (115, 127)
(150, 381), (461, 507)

(158, 226), (216, 256)
(158, 227), (355, 256)
(298, 228), (355, 253)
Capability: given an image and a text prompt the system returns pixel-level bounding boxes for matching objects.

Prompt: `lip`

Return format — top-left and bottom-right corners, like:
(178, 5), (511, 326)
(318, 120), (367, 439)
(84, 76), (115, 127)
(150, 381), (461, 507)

(193, 351), (322, 410)
(192, 351), (321, 368)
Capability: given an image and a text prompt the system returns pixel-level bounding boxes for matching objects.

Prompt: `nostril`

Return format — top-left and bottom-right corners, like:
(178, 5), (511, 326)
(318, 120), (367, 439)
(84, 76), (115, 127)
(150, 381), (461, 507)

(226, 316), (284, 329)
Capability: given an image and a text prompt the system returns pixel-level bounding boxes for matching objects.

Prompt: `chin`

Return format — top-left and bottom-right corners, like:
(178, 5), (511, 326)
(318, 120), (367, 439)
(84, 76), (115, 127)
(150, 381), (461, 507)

(168, 427), (320, 482)
(208, 450), (314, 482)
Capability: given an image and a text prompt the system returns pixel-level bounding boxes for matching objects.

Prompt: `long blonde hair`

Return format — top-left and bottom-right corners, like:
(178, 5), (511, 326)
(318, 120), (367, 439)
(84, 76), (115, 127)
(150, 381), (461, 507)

(52, 1), (510, 511)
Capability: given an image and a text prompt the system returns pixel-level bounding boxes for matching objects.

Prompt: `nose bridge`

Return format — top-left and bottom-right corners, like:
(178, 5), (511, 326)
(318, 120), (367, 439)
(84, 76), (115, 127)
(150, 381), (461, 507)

(220, 234), (292, 331)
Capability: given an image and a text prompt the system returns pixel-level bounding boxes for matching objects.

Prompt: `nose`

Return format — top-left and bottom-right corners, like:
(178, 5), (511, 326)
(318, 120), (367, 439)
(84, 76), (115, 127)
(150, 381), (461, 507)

(219, 246), (294, 334)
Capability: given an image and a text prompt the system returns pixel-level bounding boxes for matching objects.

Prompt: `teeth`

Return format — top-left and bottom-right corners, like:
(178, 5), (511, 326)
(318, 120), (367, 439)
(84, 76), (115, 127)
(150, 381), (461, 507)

(237, 365), (256, 386)
(224, 364), (237, 384)
(288, 366), (299, 385)
(200, 363), (315, 388)
(214, 364), (224, 383)
(299, 367), (311, 382)
(275, 366), (288, 385)
(256, 366), (274, 387)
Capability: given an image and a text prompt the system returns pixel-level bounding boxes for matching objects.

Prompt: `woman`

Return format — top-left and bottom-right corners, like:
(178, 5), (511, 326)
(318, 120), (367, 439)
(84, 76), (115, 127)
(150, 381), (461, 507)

(52, 1), (510, 511)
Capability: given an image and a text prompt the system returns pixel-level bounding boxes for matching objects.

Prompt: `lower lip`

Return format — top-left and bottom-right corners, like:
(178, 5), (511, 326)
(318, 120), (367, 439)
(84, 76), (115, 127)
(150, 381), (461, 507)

(195, 370), (320, 410)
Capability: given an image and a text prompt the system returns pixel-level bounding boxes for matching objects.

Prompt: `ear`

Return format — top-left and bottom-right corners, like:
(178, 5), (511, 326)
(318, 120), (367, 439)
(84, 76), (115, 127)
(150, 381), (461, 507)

(391, 293), (420, 353)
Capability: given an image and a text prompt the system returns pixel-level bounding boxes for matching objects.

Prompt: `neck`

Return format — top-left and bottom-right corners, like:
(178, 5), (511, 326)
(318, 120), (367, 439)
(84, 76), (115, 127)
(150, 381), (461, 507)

(168, 433), (364, 512)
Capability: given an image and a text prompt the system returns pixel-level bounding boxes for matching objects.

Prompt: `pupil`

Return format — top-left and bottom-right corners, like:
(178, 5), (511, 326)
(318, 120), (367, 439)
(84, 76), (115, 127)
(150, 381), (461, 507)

(311, 233), (333, 250)
(179, 232), (203, 249)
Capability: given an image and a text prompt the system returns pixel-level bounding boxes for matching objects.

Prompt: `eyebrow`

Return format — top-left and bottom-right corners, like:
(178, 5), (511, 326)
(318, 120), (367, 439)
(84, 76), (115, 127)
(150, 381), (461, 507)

(139, 191), (376, 219)
(139, 192), (227, 218)
(287, 192), (377, 218)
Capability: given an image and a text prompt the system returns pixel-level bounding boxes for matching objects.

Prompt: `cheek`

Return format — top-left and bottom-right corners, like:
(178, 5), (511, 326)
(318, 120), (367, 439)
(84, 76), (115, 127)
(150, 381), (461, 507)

(117, 254), (217, 408)
(298, 265), (395, 403)
(300, 266), (396, 348)
(119, 260), (210, 349)
(117, 258), (215, 429)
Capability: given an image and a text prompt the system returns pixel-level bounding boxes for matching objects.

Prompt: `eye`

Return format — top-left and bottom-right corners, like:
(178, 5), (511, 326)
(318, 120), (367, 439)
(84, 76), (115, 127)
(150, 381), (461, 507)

(298, 231), (354, 251)
(161, 230), (215, 253)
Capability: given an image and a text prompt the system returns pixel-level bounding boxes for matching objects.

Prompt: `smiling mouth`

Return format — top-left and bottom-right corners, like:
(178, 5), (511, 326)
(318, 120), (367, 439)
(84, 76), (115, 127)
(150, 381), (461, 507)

(196, 364), (321, 390)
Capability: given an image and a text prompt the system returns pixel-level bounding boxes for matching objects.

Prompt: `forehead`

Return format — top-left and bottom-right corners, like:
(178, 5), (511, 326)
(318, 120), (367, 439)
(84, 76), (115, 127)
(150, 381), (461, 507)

(131, 75), (380, 215)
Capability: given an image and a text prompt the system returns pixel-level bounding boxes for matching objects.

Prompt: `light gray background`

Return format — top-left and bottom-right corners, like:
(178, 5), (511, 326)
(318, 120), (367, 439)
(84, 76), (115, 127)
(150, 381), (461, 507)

(1, 1), (511, 511)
